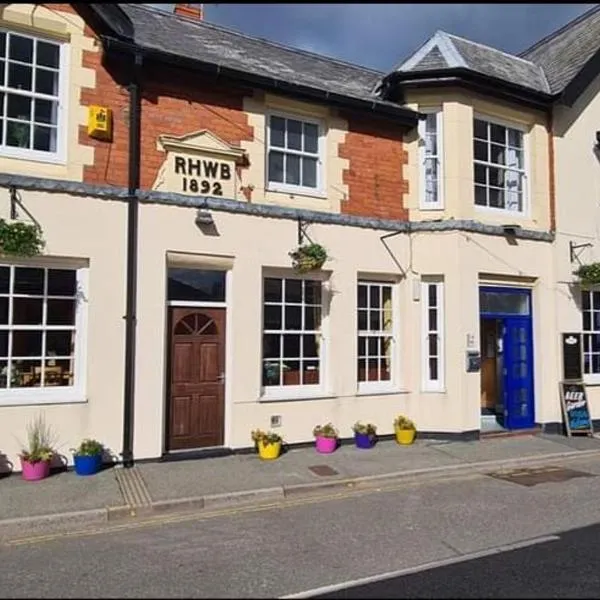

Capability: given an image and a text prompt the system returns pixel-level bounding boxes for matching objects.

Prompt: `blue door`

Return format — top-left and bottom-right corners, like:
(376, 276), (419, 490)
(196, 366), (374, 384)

(502, 317), (535, 429)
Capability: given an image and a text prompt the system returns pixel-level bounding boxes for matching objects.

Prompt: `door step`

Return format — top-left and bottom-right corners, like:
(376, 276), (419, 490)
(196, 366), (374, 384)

(480, 426), (542, 439)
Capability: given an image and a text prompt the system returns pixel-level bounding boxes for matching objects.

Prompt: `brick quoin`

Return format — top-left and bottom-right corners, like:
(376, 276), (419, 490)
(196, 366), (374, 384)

(339, 112), (410, 221)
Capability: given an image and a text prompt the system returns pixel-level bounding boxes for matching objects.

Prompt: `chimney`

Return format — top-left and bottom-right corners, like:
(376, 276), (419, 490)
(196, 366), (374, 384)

(174, 4), (203, 20)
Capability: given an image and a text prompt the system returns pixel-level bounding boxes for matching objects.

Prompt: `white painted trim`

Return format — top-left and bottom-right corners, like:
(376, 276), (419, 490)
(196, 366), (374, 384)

(167, 300), (226, 308)
(223, 268), (233, 447)
(264, 109), (326, 196)
(421, 277), (445, 392)
(396, 31), (467, 72)
(418, 110), (444, 210)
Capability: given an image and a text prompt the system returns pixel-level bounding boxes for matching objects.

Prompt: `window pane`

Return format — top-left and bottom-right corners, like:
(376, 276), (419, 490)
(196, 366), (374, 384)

(6, 120), (29, 148)
(0, 298), (7, 324)
(34, 98), (56, 124)
(46, 330), (74, 357)
(285, 279), (302, 303)
(382, 286), (392, 308)
(287, 119), (302, 150)
(284, 305), (302, 330)
(429, 308), (437, 331)
(11, 359), (42, 388)
(425, 113), (437, 134)
(303, 122), (318, 153)
(9, 35), (33, 63)
(0, 62), (4, 87)
(44, 358), (73, 387)
(425, 133), (437, 155)
(474, 185), (487, 206)
(301, 157), (317, 188)
(167, 268), (225, 302)
(8, 63), (32, 91)
(302, 361), (319, 385)
(282, 360), (300, 385)
(35, 68), (58, 96)
(489, 188), (504, 209)
(368, 337), (378, 356)
(0, 33), (5, 57)
(508, 128), (522, 148)
(490, 123), (505, 144)
(358, 309), (367, 330)
(263, 334), (280, 359)
(7, 94), (31, 120)
(490, 143), (505, 166)
(429, 357), (438, 380)
(263, 304), (282, 330)
(429, 333), (438, 356)
(358, 337), (366, 356)
(283, 334), (300, 358)
(264, 278), (282, 302)
(0, 267), (9, 294)
(12, 297), (43, 325)
(285, 154), (300, 185)
(36, 40), (59, 69)
(14, 267), (43, 294)
(582, 291), (591, 311)
(33, 125), (55, 152)
(268, 150), (284, 183)
(304, 306), (321, 330)
(303, 334), (319, 357)
(358, 358), (366, 382)
(358, 285), (367, 308)
(473, 119), (487, 140)
(428, 284), (437, 307)
(304, 281), (321, 305)
(48, 269), (76, 297)
(488, 167), (504, 188)
(370, 285), (380, 308)
(0, 331), (7, 356)
(369, 310), (381, 330)
(263, 361), (281, 386)
(270, 116), (285, 147)
(47, 299), (76, 325)
(12, 330), (42, 357)
(474, 140), (488, 162)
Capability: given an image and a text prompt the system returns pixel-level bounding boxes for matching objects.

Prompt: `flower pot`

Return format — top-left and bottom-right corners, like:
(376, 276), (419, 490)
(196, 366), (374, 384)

(354, 432), (375, 449)
(20, 458), (51, 481)
(395, 428), (416, 445)
(257, 439), (281, 460)
(73, 453), (103, 476)
(315, 435), (337, 454)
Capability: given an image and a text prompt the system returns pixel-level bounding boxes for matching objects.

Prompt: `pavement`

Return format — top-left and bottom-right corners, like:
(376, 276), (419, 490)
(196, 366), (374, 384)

(2, 432), (600, 540)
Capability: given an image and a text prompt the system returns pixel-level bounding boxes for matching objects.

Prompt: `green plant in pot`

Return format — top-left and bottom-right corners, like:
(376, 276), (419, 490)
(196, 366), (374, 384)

(71, 438), (104, 476)
(574, 263), (600, 286)
(393, 414), (417, 445)
(19, 414), (55, 481)
(0, 219), (45, 257)
(289, 242), (328, 273)
(352, 421), (377, 449)
(251, 428), (283, 460)
(313, 422), (338, 454)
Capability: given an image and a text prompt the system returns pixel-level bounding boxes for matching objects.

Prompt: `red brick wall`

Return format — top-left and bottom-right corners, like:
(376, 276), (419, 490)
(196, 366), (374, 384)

(339, 113), (409, 220)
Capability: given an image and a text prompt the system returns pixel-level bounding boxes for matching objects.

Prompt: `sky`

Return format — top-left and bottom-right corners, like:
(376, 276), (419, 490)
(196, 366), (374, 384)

(149, 3), (597, 72)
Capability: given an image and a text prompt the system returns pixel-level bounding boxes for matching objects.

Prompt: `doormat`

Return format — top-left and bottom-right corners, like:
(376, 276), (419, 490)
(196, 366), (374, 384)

(308, 464), (339, 477)
(486, 465), (594, 487)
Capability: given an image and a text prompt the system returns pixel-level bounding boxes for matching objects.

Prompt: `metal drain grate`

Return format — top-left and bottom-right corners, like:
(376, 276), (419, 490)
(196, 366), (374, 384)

(114, 466), (153, 507)
(487, 465), (594, 487)
(308, 464), (339, 477)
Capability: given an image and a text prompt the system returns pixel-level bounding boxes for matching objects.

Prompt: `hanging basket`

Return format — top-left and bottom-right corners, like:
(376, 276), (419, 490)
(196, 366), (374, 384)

(0, 219), (44, 257)
(574, 263), (600, 286)
(289, 243), (327, 273)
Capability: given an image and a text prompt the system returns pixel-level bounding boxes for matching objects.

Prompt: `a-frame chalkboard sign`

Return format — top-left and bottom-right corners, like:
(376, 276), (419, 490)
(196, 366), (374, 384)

(559, 381), (594, 437)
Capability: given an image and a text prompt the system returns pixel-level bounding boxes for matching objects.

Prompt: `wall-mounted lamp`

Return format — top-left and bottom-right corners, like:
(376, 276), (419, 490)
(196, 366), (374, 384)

(501, 224), (521, 236)
(195, 209), (214, 227)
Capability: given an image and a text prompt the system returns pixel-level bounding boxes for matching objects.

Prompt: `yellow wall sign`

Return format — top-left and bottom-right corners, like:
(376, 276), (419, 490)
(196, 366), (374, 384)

(87, 105), (113, 141)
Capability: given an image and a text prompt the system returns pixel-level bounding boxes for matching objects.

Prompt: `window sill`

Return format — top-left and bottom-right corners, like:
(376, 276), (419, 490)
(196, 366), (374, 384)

(0, 390), (87, 407)
(356, 387), (409, 397)
(0, 147), (66, 166)
(260, 387), (334, 402)
(474, 204), (527, 218)
(266, 183), (327, 200)
(583, 378), (600, 387)
(421, 387), (446, 394)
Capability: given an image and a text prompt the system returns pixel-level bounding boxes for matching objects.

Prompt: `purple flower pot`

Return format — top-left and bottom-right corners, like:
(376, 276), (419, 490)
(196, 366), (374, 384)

(354, 432), (374, 449)
(315, 435), (337, 454)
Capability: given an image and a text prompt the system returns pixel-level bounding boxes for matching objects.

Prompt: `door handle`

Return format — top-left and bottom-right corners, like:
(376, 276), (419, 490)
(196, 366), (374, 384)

(217, 372), (225, 383)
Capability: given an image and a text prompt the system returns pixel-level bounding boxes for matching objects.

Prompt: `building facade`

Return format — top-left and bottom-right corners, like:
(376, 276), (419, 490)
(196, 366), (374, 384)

(0, 3), (598, 470)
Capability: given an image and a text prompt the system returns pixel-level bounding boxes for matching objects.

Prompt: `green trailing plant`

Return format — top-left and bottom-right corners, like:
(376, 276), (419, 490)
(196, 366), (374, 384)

(313, 423), (338, 439)
(71, 438), (103, 457)
(393, 415), (416, 431)
(352, 421), (377, 436)
(574, 263), (600, 286)
(0, 219), (44, 257)
(289, 242), (328, 273)
(251, 429), (282, 447)
(19, 414), (55, 464)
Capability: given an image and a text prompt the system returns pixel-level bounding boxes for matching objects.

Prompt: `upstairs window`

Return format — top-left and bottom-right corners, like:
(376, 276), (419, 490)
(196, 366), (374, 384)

(473, 118), (526, 213)
(0, 30), (64, 161)
(267, 114), (322, 194)
(419, 111), (443, 209)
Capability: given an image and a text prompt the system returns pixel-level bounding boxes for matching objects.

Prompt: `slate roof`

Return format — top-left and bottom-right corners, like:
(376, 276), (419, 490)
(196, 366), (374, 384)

(118, 4), (400, 110)
(519, 4), (600, 94)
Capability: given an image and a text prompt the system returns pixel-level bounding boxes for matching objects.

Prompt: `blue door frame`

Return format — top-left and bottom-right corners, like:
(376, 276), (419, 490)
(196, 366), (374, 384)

(479, 287), (535, 430)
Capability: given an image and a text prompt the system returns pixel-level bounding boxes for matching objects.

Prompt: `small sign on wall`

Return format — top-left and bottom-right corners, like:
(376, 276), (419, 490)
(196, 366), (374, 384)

(561, 332), (582, 381)
(153, 130), (247, 199)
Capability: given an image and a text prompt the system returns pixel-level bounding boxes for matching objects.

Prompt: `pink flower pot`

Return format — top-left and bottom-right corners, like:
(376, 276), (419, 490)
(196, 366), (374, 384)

(315, 435), (337, 454)
(20, 458), (51, 481)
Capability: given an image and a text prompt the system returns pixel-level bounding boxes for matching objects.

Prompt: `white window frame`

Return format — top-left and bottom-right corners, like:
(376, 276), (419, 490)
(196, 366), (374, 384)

(418, 110), (443, 210)
(265, 110), (326, 197)
(421, 277), (445, 392)
(357, 280), (400, 394)
(0, 261), (88, 406)
(582, 288), (600, 384)
(0, 28), (68, 164)
(473, 113), (528, 217)
(260, 271), (329, 401)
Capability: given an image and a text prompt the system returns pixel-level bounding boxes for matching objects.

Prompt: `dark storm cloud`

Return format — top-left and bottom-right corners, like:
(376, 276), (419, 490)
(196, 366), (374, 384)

(151, 3), (596, 71)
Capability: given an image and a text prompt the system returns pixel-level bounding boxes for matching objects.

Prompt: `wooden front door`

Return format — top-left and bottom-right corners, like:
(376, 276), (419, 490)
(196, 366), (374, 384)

(167, 307), (225, 451)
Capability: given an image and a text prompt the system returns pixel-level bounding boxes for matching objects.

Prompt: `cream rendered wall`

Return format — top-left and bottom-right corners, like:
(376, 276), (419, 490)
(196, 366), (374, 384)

(0, 4), (96, 181)
(554, 72), (600, 418)
(0, 192), (127, 469)
(404, 89), (550, 231)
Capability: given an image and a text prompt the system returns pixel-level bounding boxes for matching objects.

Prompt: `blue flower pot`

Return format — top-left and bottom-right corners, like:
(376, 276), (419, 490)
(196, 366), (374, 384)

(354, 433), (374, 449)
(73, 453), (102, 476)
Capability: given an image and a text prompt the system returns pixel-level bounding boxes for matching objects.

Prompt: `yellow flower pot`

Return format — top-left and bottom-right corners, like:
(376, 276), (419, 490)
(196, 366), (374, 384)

(395, 428), (416, 445)
(257, 439), (282, 460)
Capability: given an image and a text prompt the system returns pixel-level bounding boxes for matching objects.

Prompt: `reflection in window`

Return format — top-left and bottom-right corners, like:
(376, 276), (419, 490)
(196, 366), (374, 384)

(167, 268), (225, 302)
(479, 290), (529, 315)
(262, 277), (322, 387)
(0, 265), (79, 390)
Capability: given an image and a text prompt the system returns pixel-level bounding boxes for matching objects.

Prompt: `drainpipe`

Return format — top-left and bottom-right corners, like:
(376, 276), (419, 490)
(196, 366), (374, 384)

(122, 50), (143, 468)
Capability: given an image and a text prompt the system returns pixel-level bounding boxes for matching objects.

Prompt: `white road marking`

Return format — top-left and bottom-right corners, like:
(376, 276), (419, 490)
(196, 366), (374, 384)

(280, 534), (560, 599)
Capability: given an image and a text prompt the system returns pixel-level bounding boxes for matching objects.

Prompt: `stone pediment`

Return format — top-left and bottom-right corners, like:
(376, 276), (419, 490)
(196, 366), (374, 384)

(157, 130), (246, 162)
